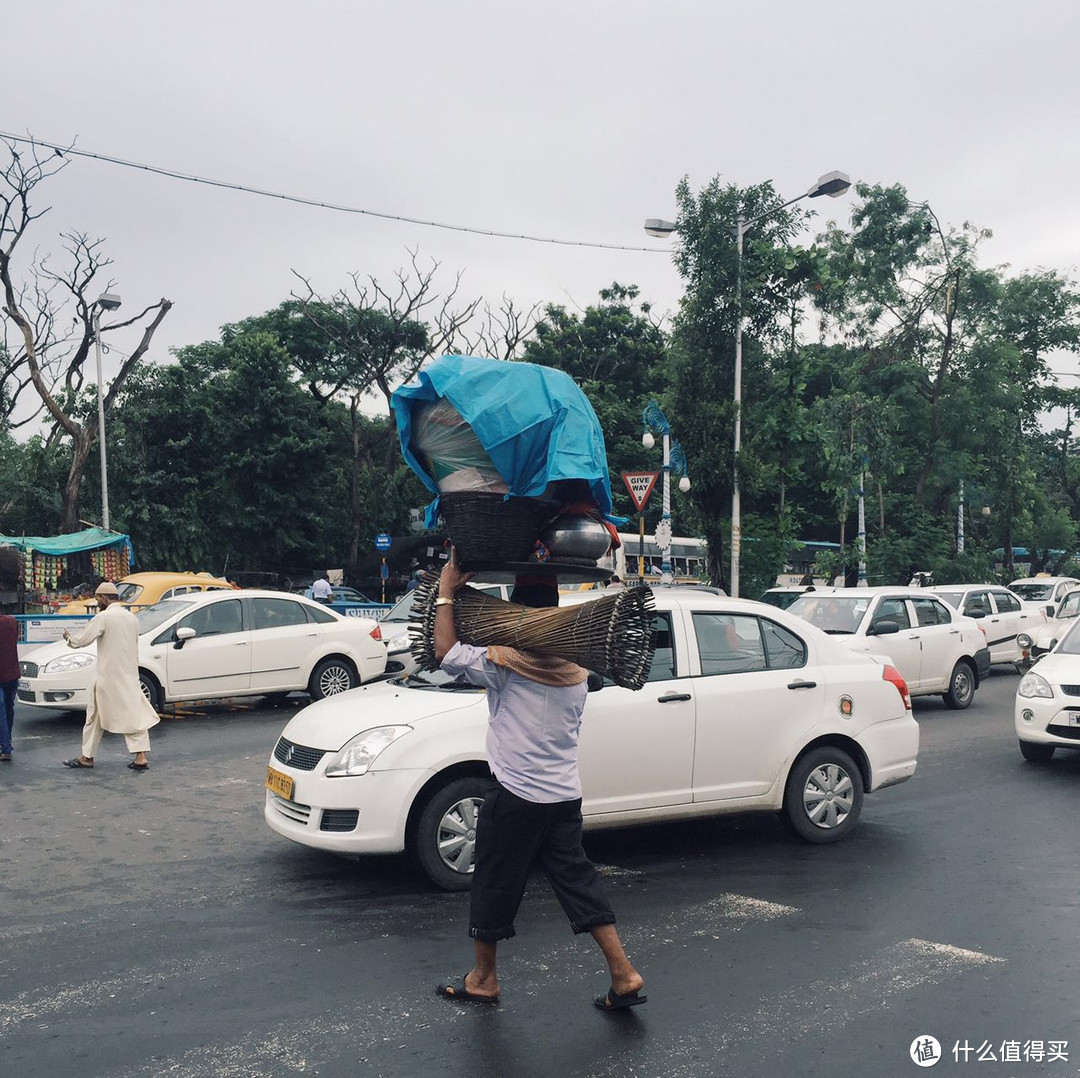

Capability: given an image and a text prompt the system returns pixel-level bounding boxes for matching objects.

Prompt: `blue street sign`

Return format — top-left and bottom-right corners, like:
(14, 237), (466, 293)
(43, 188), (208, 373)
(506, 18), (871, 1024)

(375, 532), (392, 551)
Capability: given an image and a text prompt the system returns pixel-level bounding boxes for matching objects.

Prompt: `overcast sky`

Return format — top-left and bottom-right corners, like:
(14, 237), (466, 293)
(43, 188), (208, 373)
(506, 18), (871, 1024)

(5, 0), (1080, 404)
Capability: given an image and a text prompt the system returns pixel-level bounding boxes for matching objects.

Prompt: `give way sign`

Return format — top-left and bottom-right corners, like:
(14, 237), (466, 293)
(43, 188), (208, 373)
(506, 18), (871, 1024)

(622, 471), (660, 511)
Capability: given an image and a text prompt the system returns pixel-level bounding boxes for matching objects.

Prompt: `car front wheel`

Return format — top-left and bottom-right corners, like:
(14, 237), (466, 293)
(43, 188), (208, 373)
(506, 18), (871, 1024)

(412, 776), (489, 891)
(308, 657), (358, 700)
(1019, 740), (1055, 763)
(139, 670), (163, 712)
(942, 660), (976, 710)
(782, 746), (864, 844)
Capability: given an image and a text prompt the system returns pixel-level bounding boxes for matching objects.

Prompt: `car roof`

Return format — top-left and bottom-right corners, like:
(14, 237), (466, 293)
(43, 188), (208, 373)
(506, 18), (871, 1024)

(1008, 576), (1079, 584)
(928, 583), (1007, 592)
(152, 588), (327, 608)
(122, 571), (232, 585)
(789, 585), (945, 598)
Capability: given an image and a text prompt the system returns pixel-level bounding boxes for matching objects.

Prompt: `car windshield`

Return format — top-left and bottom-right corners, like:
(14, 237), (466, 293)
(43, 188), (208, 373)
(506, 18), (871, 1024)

(116, 582), (144, 602)
(761, 590), (804, 609)
(1010, 583), (1054, 601)
(397, 669), (480, 691)
(935, 591), (964, 610)
(1057, 592), (1080, 619)
(135, 600), (195, 635)
(1056, 620), (1080, 655)
(788, 594), (870, 634)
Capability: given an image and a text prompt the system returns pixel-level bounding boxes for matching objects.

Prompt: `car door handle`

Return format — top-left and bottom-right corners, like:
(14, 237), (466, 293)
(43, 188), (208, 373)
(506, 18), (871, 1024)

(657, 692), (691, 703)
(787, 679), (817, 690)
(232, 640), (248, 646)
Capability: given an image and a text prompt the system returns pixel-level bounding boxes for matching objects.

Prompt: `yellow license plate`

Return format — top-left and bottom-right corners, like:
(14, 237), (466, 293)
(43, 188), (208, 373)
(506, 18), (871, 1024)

(265, 765), (294, 799)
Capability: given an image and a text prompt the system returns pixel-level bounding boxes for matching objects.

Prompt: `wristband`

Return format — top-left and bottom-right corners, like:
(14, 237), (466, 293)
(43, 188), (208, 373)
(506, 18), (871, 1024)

(434, 597), (455, 607)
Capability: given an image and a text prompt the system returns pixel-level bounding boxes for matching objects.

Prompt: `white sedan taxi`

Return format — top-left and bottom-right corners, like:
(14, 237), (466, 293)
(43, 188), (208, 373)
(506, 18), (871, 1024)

(1015, 618), (1080, 762)
(18, 590), (387, 712)
(264, 588), (919, 890)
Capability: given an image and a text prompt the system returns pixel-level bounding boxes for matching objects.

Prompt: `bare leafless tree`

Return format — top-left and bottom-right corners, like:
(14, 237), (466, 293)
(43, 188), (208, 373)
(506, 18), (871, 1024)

(0, 136), (172, 532)
(451, 294), (542, 360)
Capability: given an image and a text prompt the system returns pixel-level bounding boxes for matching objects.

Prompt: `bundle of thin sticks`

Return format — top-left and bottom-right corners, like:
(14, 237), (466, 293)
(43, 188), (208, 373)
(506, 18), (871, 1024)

(408, 574), (656, 690)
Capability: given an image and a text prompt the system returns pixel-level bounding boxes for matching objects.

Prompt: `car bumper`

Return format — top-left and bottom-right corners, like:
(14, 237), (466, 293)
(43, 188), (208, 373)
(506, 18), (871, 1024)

(18, 674), (90, 710)
(858, 716), (920, 792)
(1015, 697), (1080, 748)
(974, 647), (991, 680)
(263, 764), (434, 854)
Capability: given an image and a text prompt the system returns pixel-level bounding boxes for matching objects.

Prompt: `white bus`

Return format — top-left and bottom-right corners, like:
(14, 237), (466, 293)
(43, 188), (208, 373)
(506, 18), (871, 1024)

(594, 532), (709, 585)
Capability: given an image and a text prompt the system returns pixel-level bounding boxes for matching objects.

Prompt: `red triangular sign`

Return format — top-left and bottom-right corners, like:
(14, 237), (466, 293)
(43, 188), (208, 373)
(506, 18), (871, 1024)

(622, 471), (660, 511)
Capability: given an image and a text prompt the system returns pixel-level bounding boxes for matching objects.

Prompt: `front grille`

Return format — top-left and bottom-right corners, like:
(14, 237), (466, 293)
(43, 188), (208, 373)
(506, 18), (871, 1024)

(1046, 723), (1080, 741)
(1058, 685), (1080, 697)
(17, 689), (34, 702)
(273, 736), (327, 772)
(19, 661), (38, 678)
(320, 809), (360, 832)
(270, 793), (312, 823)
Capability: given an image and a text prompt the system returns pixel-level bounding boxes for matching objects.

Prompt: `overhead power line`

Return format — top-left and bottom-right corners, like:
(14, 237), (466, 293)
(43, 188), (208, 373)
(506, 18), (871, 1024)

(0, 131), (669, 254)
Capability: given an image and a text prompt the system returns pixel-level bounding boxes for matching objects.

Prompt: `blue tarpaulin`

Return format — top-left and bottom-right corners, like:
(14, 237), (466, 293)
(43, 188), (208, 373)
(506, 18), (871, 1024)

(392, 356), (620, 527)
(0, 527), (133, 563)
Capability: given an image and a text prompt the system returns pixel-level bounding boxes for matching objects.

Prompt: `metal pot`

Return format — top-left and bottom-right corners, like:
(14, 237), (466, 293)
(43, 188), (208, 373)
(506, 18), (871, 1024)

(539, 515), (612, 561)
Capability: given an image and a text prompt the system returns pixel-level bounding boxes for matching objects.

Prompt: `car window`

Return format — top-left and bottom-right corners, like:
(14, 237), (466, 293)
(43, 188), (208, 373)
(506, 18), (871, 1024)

(992, 591), (1020, 613)
(305, 603), (337, 624)
(693, 613), (767, 675)
(962, 591), (991, 617)
(761, 618), (807, 669)
(115, 582), (143, 602)
(251, 597), (309, 630)
(875, 598), (911, 630)
(646, 613), (677, 682)
(180, 598), (244, 637)
(1056, 620), (1080, 655)
(911, 597), (951, 626)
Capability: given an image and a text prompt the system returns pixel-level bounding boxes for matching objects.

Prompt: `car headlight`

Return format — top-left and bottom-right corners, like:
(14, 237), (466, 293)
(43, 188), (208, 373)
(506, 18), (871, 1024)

(323, 725), (412, 777)
(384, 629), (410, 655)
(43, 653), (96, 675)
(1017, 633), (1032, 649)
(1018, 672), (1054, 699)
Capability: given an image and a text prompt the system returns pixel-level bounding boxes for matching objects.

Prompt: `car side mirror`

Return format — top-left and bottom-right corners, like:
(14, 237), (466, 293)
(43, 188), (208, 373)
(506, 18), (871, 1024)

(586, 671), (604, 693)
(174, 626), (197, 650)
(869, 619), (899, 636)
(1049, 638), (1059, 651)
(967, 610), (985, 619)
(1046, 605), (1056, 618)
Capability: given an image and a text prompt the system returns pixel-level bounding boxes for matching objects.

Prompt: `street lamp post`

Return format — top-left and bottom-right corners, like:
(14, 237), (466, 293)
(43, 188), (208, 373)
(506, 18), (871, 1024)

(646, 170), (851, 597)
(93, 292), (122, 531)
(642, 400), (690, 585)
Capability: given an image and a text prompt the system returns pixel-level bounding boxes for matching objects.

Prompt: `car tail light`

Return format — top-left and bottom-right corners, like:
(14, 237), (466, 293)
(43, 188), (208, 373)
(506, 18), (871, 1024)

(882, 663), (911, 711)
(369, 624), (382, 641)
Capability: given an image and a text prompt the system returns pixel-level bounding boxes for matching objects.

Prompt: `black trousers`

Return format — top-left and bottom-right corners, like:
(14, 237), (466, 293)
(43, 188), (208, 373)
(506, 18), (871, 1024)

(469, 778), (616, 943)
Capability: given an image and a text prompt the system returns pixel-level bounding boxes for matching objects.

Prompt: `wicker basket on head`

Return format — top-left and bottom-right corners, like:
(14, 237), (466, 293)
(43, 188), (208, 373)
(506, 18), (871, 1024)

(439, 491), (556, 569)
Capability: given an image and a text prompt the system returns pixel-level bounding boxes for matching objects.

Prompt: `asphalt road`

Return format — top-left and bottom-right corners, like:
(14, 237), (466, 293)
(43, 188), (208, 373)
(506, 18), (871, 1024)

(2, 667), (1078, 1078)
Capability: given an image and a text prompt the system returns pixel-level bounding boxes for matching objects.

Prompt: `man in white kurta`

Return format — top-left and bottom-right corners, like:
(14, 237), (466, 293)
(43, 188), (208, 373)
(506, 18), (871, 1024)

(60, 581), (160, 770)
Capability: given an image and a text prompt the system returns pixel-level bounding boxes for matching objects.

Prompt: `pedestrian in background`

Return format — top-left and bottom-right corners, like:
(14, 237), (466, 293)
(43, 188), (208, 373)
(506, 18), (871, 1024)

(311, 571), (334, 604)
(60, 581), (159, 771)
(0, 611), (19, 762)
(433, 551), (646, 1011)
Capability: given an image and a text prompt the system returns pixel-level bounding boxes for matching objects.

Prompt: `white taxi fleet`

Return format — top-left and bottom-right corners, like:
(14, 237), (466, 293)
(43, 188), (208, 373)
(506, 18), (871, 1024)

(264, 588), (919, 890)
(18, 590), (387, 712)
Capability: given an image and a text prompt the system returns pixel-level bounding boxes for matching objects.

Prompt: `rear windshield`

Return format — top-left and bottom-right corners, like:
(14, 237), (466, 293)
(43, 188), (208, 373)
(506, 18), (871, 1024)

(934, 591), (964, 610)
(1010, 583), (1054, 601)
(116, 582), (144, 602)
(787, 594), (870, 634)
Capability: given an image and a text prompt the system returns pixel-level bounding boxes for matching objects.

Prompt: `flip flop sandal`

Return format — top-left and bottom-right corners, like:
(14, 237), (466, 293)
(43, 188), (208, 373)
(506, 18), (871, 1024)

(594, 985), (648, 1011)
(435, 975), (499, 1004)
(127, 761), (149, 770)
(62, 758), (94, 769)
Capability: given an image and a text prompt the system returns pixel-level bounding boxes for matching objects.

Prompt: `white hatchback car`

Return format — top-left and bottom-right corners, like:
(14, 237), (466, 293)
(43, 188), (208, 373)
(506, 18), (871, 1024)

(1008, 576), (1080, 617)
(1017, 587), (1080, 665)
(264, 589), (919, 890)
(787, 587), (990, 708)
(928, 585), (1037, 667)
(18, 590), (387, 712)
(1014, 619), (1080, 762)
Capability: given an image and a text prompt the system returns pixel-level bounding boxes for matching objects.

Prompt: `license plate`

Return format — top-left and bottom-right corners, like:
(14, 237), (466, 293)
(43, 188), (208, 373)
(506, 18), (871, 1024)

(1067, 712), (1080, 727)
(265, 765), (294, 799)
(18, 679), (28, 690)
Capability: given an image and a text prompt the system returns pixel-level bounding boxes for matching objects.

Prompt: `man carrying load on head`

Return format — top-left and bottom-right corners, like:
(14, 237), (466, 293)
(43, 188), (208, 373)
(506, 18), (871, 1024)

(432, 550), (646, 1011)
